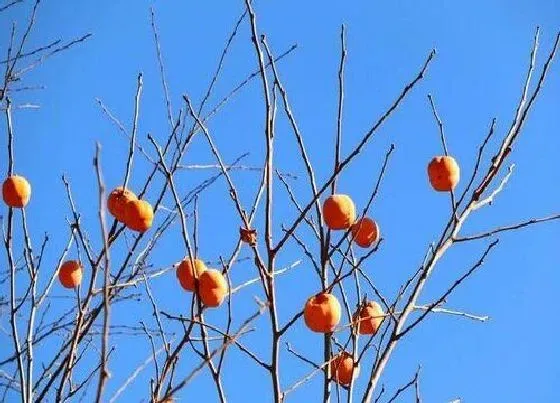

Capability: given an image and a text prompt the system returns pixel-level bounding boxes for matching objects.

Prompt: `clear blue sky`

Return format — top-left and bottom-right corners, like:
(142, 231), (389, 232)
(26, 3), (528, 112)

(1, 1), (560, 402)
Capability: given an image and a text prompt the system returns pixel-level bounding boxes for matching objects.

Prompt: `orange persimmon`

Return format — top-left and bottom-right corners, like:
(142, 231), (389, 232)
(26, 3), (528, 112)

(351, 218), (380, 248)
(58, 260), (83, 289)
(353, 301), (384, 335)
(198, 269), (228, 307)
(323, 194), (356, 230)
(303, 292), (341, 333)
(427, 156), (460, 192)
(330, 351), (359, 386)
(176, 258), (207, 292)
(124, 199), (154, 232)
(2, 175), (31, 208)
(107, 187), (137, 222)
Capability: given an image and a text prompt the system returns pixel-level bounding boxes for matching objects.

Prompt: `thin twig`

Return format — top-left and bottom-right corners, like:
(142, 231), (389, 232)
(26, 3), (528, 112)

(4, 98), (26, 403)
(427, 94), (448, 155)
(414, 305), (489, 322)
(455, 213), (560, 242)
(386, 368), (420, 403)
(94, 144), (111, 403)
(123, 73), (143, 189)
(0, 0), (24, 13)
(150, 7), (173, 128)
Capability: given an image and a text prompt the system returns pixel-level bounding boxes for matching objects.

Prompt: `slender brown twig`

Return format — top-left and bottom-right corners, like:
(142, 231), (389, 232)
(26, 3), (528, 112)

(94, 144), (111, 403)
(123, 73), (143, 190)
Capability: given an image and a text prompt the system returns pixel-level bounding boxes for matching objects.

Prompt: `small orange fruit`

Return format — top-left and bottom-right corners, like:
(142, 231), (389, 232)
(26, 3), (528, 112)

(330, 351), (359, 386)
(2, 175), (31, 208)
(107, 187), (137, 222)
(323, 194), (356, 230)
(176, 258), (207, 291)
(198, 269), (228, 307)
(303, 292), (341, 333)
(58, 260), (83, 289)
(353, 301), (384, 335)
(351, 218), (380, 248)
(427, 156), (460, 192)
(240, 227), (257, 245)
(124, 199), (154, 232)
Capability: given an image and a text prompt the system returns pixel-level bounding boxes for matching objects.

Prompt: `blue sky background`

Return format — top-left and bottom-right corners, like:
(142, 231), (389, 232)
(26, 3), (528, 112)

(1, 1), (559, 402)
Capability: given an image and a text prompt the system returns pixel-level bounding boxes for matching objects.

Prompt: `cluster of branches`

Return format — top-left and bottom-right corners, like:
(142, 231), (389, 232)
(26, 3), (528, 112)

(1, 1), (559, 402)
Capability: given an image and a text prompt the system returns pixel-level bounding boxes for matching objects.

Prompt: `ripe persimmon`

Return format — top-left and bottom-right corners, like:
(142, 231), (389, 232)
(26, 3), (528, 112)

(330, 351), (359, 386)
(427, 155), (460, 192)
(323, 194), (356, 230)
(124, 199), (154, 232)
(303, 292), (341, 333)
(108, 187), (137, 222)
(176, 258), (207, 291)
(58, 260), (83, 289)
(353, 301), (384, 335)
(2, 175), (31, 208)
(198, 269), (228, 307)
(351, 218), (380, 248)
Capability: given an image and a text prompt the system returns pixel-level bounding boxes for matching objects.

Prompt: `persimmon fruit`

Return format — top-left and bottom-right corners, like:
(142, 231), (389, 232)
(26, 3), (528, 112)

(323, 194), (356, 230)
(354, 301), (384, 335)
(351, 218), (380, 248)
(58, 260), (83, 289)
(176, 258), (207, 292)
(2, 175), (31, 208)
(330, 351), (359, 386)
(198, 269), (228, 307)
(108, 186), (137, 223)
(124, 199), (154, 232)
(427, 155), (460, 192)
(303, 292), (341, 333)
